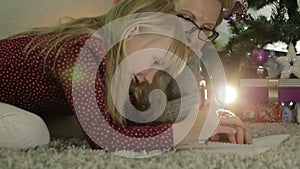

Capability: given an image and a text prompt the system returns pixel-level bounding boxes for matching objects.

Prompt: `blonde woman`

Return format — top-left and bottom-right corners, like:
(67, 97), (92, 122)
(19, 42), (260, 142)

(0, 0), (251, 151)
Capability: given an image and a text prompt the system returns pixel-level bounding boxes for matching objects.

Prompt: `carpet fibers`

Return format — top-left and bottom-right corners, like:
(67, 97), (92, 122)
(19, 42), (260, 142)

(1, 122), (300, 169)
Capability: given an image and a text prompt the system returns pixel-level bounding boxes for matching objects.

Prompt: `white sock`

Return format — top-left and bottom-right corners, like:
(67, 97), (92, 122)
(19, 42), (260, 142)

(0, 103), (50, 149)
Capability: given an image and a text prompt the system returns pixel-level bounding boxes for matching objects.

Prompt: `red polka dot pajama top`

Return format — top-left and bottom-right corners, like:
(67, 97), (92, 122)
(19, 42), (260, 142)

(0, 32), (173, 151)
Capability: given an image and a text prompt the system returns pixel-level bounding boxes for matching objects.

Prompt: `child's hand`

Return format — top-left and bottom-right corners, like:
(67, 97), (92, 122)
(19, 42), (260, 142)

(210, 113), (252, 144)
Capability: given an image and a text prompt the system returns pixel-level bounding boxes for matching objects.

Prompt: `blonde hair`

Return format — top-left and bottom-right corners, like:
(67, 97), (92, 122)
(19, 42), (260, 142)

(103, 1), (189, 125)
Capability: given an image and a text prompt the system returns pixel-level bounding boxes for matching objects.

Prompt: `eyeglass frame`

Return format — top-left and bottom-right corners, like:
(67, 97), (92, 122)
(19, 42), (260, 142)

(177, 14), (219, 42)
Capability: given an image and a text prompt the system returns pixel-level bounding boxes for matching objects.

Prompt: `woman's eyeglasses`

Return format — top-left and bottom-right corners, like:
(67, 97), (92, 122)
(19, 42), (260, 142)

(177, 15), (219, 42)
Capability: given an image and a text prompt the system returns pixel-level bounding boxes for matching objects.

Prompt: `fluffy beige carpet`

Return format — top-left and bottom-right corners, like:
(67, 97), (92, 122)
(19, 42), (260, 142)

(1, 122), (300, 169)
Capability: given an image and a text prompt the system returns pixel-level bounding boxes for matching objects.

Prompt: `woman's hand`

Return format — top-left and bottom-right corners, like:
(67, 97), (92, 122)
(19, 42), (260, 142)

(209, 112), (252, 144)
(173, 104), (252, 146)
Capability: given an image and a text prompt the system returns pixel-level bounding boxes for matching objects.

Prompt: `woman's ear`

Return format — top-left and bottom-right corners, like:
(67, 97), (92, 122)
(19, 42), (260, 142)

(125, 26), (140, 39)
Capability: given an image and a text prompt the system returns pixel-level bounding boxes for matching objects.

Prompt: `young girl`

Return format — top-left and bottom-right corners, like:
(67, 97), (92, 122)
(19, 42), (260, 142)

(0, 0), (251, 151)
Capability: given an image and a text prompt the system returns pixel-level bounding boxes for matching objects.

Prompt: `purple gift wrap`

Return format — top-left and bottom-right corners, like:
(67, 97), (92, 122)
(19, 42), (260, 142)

(239, 79), (300, 102)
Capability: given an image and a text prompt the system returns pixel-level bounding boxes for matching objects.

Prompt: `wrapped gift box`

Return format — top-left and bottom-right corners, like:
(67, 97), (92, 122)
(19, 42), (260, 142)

(236, 79), (300, 122)
(236, 102), (282, 122)
(239, 79), (300, 102)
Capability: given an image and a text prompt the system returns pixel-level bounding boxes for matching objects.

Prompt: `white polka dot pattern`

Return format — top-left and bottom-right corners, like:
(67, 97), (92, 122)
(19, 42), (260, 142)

(0, 33), (174, 151)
